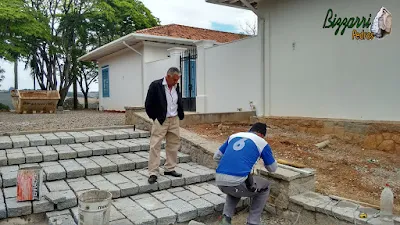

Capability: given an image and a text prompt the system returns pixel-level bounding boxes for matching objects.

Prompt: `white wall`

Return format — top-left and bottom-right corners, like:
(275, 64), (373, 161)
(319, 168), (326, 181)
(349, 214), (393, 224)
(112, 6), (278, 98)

(98, 47), (143, 111)
(259, 0), (400, 121)
(144, 44), (170, 63)
(144, 57), (177, 95)
(203, 36), (262, 113)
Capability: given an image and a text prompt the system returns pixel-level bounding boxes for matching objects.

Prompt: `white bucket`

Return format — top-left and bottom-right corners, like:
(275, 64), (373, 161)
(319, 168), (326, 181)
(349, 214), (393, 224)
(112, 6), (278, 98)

(78, 190), (112, 225)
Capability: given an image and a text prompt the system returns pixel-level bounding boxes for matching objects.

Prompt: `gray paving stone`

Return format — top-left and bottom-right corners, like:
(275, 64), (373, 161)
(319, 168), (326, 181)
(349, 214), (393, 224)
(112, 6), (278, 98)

(174, 190), (200, 201)
(117, 182), (139, 197)
(55, 190), (77, 210)
(59, 159), (85, 178)
(185, 185), (210, 196)
(7, 152), (25, 165)
(135, 196), (166, 211)
(116, 139), (141, 152)
(201, 193), (225, 211)
(81, 131), (104, 142)
(130, 193), (152, 201)
(110, 219), (133, 225)
(83, 142), (107, 156)
(197, 183), (223, 195)
(4, 186), (16, 198)
(0, 136), (12, 149)
(132, 138), (150, 150)
(67, 132), (89, 143)
(109, 205), (125, 221)
(45, 209), (71, 218)
(42, 163), (66, 181)
(45, 192), (67, 204)
(0, 203), (6, 219)
(54, 145), (77, 160)
(150, 207), (177, 225)
(104, 154), (135, 171)
(93, 130), (115, 141)
(2, 169), (18, 187)
(151, 190), (178, 202)
(92, 180), (120, 198)
(166, 174), (185, 188)
(86, 175), (105, 183)
(5, 198), (32, 217)
(106, 141), (130, 153)
(120, 203), (156, 225)
(48, 214), (76, 225)
(188, 168), (215, 182)
(103, 173), (131, 185)
(188, 198), (214, 217)
(118, 129), (140, 138)
(47, 180), (70, 192)
(95, 141), (117, 154)
(168, 187), (185, 193)
(107, 129), (129, 140)
(113, 197), (137, 210)
(26, 134), (46, 146)
(75, 158), (101, 175)
(68, 179), (95, 193)
(164, 199), (197, 222)
(178, 152), (191, 163)
(90, 156), (117, 173)
(24, 149), (43, 163)
(121, 153), (148, 169)
(135, 151), (150, 159)
(41, 133), (60, 145)
(138, 130), (150, 138)
(120, 171), (158, 193)
(0, 150), (7, 166)
(54, 132), (75, 144)
(37, 146), (58, 161)
(10, 135), (30, 148)
(138, 170), (171, 190)
(33, 196), (54, 213)
(68, 143), (92, 157)
(175, 167), (201, 185)
(70, 207), (78, 222)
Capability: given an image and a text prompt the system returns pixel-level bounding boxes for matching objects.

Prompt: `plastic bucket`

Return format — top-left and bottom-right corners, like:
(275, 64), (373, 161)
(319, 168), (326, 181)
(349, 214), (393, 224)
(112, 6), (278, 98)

(78, 190), (112, 225)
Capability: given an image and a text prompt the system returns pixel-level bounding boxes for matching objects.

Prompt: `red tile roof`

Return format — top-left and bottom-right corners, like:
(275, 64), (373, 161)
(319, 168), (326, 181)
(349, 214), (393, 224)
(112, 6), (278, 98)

(136, 24), (248, 43)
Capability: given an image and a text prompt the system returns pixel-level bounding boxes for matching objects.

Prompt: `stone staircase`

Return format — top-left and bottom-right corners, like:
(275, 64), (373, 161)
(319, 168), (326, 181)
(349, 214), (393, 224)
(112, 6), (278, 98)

(0, 127), (242, 225)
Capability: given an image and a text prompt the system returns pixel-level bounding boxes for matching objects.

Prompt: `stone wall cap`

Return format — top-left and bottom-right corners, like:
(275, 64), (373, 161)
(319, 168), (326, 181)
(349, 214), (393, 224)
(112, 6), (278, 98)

(125, 106), (145, 110)
(258, 167), (301, 181)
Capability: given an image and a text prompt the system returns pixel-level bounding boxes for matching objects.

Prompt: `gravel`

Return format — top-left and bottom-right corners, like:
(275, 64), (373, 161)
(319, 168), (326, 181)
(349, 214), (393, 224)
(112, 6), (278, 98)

(0, 111), (125, 134)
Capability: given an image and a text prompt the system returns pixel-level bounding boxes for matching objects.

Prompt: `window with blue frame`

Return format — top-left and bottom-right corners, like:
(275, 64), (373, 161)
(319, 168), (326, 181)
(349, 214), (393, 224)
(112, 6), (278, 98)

(102, 66), (110, 98)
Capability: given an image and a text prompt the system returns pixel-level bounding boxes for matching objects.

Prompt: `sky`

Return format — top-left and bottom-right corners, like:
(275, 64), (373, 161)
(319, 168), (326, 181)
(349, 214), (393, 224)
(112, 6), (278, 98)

(0, 0), (257, 91)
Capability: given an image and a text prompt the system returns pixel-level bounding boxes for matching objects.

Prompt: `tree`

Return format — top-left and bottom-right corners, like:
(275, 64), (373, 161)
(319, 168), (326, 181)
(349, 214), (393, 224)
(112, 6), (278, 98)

(240, 19), (257, 36)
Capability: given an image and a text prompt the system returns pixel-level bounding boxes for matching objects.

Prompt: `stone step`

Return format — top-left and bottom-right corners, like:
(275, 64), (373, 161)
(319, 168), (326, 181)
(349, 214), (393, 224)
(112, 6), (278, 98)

(0, 149), (191, 188)
(0, 162), (217, 220)
(47, 181), (248, 225)
(0, 137), (166, 167)
(0, 128), (150, 149)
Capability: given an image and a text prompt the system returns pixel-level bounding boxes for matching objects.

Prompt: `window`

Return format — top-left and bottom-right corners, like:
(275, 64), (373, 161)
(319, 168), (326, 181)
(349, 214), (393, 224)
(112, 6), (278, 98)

(102, 66), (110, 98)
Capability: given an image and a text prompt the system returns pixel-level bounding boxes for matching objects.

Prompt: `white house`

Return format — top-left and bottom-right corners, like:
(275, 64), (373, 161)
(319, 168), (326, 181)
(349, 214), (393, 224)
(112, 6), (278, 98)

(201, 0), (399, 121)
(78, 24), (247, 111)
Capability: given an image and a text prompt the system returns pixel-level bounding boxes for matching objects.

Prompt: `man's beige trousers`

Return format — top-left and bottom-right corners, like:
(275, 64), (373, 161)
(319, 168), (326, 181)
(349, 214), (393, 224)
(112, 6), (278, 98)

(148, 116), (180, 176)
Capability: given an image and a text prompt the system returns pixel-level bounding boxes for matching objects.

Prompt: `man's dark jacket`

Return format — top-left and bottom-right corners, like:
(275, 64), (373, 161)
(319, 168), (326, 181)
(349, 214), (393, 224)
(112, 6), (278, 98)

(145, 78), (184, 125)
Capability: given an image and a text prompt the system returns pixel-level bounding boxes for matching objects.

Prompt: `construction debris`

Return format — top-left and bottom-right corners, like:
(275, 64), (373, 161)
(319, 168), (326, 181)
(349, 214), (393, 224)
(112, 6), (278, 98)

(315, 140), (330, 149)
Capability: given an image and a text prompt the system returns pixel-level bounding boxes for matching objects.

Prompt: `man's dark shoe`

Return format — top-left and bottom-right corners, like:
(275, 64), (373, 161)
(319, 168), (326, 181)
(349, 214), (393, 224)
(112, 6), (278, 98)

(164, 171), (182, 177)
(219, 214), (232, 225)
(148, 175), (157, 184)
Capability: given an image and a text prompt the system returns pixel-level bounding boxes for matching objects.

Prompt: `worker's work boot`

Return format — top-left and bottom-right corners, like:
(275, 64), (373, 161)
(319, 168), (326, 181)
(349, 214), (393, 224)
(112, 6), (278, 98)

(219, 215), (232, 225)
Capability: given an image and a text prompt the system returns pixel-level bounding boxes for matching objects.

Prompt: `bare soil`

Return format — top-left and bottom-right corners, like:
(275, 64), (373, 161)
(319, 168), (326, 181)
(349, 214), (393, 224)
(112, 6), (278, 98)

(184, 122), (400, 214)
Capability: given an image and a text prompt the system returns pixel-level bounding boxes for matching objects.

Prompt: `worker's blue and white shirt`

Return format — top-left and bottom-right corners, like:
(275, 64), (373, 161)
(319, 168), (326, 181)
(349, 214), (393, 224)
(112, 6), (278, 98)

(213, 132), (278, 186)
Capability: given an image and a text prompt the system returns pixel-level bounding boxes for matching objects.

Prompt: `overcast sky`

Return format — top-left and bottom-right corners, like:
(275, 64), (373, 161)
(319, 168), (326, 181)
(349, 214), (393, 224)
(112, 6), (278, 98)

(0, 0), (256, 91)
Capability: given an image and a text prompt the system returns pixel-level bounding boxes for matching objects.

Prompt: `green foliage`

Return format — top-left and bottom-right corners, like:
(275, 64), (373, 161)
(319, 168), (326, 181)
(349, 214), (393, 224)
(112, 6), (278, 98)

(0, 66), (4, 87)
(0, 103), (10, 111)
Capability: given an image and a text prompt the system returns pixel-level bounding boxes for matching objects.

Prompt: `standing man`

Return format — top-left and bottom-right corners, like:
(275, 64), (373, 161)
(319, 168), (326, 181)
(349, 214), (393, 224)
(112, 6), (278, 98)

(214, 123), (278, 225)
(145, 67), (185, 184)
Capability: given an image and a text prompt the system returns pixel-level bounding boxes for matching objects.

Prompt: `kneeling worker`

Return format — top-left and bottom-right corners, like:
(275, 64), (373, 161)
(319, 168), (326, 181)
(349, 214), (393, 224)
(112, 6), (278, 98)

(214, 122), (278, 225)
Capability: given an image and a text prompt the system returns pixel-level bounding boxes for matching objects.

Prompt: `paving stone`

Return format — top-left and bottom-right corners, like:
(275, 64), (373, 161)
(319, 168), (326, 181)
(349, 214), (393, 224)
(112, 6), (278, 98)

(103, 173), (131, 185)
(96, 142), (118, 155)
(185, 185), (210, 196)
(0, 150), (7, 166)
(67, 132), (89, 143)
(42, 163), (66, 181)
(26, 134), (46, 146)
(189, 198), (214, 217)
(136, 151), (150, 159)
(116, 139), (141, 152)
(106, 141), (130, 153)
(201, 193), (225, 211)
(68, 179), (95, 193)
(130, 193), (152, 201)
(45, 192), (67, 204)
(0, 136), (12, 149)
(135, 196), (166, 211)
(168, 187), (185, 193)
(33, 188), (54, 213)
(94, 130), (115, 141)
(120, 203), (156, 225)
(81, 131), (104, 142)
(175, 167), (201, 185)
(41, 133), (60, 145)
(117, 182), (139, 197)
(121, 153), (148, 169)
(119, 129), (140, 138)
(0, 203), (5, 219)
(178, 152), (191, 163)
(138, 130), (150, 138)
(68, 143), (92, 157)
(86, 175), (106, 183)
(164, 199), (197, 222)
(104, 154), (135, 171)
(10, 135), (30, 148)
(1, 168), (18, 187)
(197, 183), (223, 195)
(75, 158), (101, 175)
(166, 174), (185, 188)
(152, 190), (179, 202)
(92, 180), (120, 198)
(45, 209), (71, 218)
(5, 198), (32, 217)
(55, 190), (77, 210)
(59, 159), (85, 178)
(37, 146), (59, 161)
(174, 190), (200, 201)
(83, 142), (107, 156)
(54, 132), (75, 144)
(138, 170), (171, 190)
(108, 205), (125, 221)
(54, 145), (77, 160)
(90, 156), (118, 173)
(70, 207), (78, 222)
(133, 138), (150, 150)
(47, 180), (70, 192)
(23, 148), (43, 163)
(110, 219), (134, 225)
(107, 129), (129, 140)
(189, 168), (215, 182)
(120, 171), (158, 193)
(150, 207), (177, 225)
(4, 187), (16, 198)
(48, 214), (76, 225)
(7, 151), (25, 165)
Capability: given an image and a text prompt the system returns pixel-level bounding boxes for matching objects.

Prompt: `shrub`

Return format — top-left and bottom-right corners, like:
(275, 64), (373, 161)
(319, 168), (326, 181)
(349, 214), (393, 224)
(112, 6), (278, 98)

(0, 103), (10, 111)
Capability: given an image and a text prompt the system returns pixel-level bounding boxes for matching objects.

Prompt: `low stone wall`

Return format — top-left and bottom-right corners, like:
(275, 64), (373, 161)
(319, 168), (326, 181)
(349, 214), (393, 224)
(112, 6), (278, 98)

(252, 116), (400, 152)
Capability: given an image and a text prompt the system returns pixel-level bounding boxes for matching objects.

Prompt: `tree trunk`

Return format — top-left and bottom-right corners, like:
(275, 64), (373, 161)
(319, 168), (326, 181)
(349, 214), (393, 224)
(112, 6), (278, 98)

(83, 92), (88, 109)
(14, 59), (18, 89)
(73, 76), (78, 110)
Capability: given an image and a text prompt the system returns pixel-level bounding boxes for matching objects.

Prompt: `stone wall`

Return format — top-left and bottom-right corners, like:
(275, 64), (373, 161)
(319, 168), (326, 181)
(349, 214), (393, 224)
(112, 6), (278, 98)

(252, 116), (400, 152)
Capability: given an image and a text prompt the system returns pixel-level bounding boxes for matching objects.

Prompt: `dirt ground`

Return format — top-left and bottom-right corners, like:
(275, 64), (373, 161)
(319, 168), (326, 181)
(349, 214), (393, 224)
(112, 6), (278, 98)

(184, 122), (400, 214)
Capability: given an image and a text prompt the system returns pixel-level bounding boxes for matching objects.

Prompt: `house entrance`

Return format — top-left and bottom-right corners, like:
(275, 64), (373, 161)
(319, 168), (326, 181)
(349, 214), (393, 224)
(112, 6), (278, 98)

(180, 49), (197, 112)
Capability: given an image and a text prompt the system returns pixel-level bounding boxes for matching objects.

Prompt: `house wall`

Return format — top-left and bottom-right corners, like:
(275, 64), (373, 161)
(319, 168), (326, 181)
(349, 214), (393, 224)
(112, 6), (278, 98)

(202, 36), (262, 113)
(97, 46), (143, 111)
(259, 0), (400, 121)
